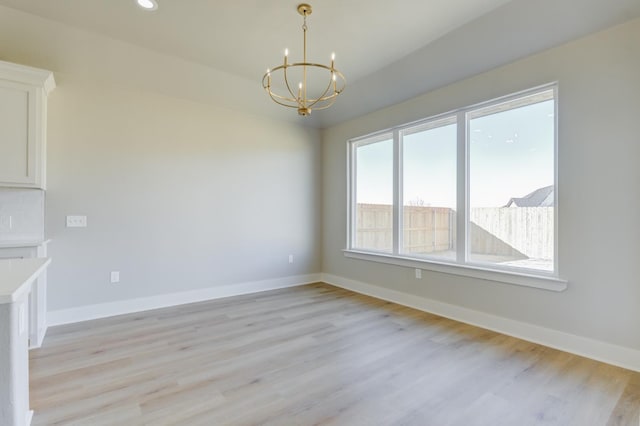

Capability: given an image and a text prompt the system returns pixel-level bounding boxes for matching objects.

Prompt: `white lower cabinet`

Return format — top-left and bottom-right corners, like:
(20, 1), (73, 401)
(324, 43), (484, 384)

(0, 243), (49, 348)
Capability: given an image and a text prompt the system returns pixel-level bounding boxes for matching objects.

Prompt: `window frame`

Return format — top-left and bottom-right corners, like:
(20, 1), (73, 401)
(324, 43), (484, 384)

(346, 83), (566, 291)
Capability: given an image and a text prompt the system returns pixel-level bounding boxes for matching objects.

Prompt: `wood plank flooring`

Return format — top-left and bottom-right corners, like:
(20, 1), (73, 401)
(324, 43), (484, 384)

(30, 283), (640, 425)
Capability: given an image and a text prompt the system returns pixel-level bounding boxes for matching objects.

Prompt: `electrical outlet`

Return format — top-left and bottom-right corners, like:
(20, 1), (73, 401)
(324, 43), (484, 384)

(415, 268), (422, 279)
(110, 271), (120, 283)
(66, 215), (87, 228)
(288, 254), (294, 264)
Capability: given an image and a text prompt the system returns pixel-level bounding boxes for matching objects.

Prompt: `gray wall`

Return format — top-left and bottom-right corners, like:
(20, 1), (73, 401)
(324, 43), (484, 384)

(0, 6), (322, 311)
(322, 18), (640, 351)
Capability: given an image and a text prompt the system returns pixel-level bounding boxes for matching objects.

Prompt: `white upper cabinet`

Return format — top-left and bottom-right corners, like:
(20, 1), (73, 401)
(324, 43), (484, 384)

(0, 61), (55, 189)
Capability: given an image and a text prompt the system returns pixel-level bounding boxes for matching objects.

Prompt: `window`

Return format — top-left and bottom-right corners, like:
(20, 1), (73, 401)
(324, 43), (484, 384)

(347, 85), (561, 288)
(352, 134), (393, 252)
(402, 117), (457, 261)
(468, 91), (555, 272)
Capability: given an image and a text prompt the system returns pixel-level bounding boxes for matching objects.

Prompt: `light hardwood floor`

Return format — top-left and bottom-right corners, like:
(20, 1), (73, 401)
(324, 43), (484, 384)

(30, 283), (639, 425)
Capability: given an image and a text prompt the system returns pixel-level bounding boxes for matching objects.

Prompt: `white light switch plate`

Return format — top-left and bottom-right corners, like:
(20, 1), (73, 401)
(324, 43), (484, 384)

(66, 215), (87, 228)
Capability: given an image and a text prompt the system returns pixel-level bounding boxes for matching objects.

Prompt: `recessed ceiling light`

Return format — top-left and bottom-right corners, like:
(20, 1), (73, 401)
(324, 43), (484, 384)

(136, 0), (158, 11)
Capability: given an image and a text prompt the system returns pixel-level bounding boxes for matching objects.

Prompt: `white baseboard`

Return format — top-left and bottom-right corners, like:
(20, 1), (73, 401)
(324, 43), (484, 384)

(48, 274), (322, 327)
(322, 273), (640, 372)
(29, 327), (46, 350)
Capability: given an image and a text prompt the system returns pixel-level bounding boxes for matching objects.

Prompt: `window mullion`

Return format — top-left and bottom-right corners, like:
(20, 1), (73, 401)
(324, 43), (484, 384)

(347, 141), (356, 250)
(456, 112), (467, 264)
(393, 129), (402, 255)
(553, 84), (559, 276)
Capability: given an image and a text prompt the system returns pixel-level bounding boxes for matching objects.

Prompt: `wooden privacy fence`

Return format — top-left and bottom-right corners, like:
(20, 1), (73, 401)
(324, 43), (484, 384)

(354, 204), (453, 254)
(403, 206), (455, 254)
(354, 204), (553, 260)
(354, 204), (393, 251)
(470, 207), (554, 260)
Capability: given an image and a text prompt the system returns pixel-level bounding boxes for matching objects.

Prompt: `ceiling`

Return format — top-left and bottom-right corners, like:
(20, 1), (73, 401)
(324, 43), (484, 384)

(0, 0), (639, 128)
(0, 0), (513, 83)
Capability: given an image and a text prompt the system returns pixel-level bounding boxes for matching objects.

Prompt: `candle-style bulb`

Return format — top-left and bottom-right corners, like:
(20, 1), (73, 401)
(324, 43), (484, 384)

(299, 82), (303, 89)
(285, 48), (289, 57)
(331, 52), (335, 61)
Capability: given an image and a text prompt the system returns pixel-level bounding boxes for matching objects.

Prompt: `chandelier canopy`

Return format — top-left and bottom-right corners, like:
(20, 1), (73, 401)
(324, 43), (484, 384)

(262, 3), (346, 116)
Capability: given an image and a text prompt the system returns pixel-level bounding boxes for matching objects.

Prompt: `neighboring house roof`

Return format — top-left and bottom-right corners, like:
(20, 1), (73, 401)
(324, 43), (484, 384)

(504, 185), (554, 207)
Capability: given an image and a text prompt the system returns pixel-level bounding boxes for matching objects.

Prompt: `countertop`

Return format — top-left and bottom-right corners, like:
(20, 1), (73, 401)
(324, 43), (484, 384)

(0, 239), (50, 249)
(0, 258), (51, 304)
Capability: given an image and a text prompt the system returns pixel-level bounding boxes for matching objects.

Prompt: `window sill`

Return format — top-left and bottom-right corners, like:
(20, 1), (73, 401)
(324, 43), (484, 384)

(343, 250), (568, 292)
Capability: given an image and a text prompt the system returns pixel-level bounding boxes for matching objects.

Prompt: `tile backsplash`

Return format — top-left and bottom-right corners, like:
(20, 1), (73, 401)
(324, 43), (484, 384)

(0, 188), (44, 243)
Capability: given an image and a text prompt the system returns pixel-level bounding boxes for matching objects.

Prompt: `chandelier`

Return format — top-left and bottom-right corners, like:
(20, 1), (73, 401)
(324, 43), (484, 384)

(262, 3), (346, 116)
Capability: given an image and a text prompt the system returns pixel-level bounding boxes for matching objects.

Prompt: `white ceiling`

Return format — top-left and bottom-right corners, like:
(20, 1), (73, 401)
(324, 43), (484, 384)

(0, 0), (639, 128)
(0, 0), (512, 83)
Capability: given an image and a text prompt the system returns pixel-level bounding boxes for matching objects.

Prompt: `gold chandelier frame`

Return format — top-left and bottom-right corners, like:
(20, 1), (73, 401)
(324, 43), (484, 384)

(262, 3), (346, 116)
